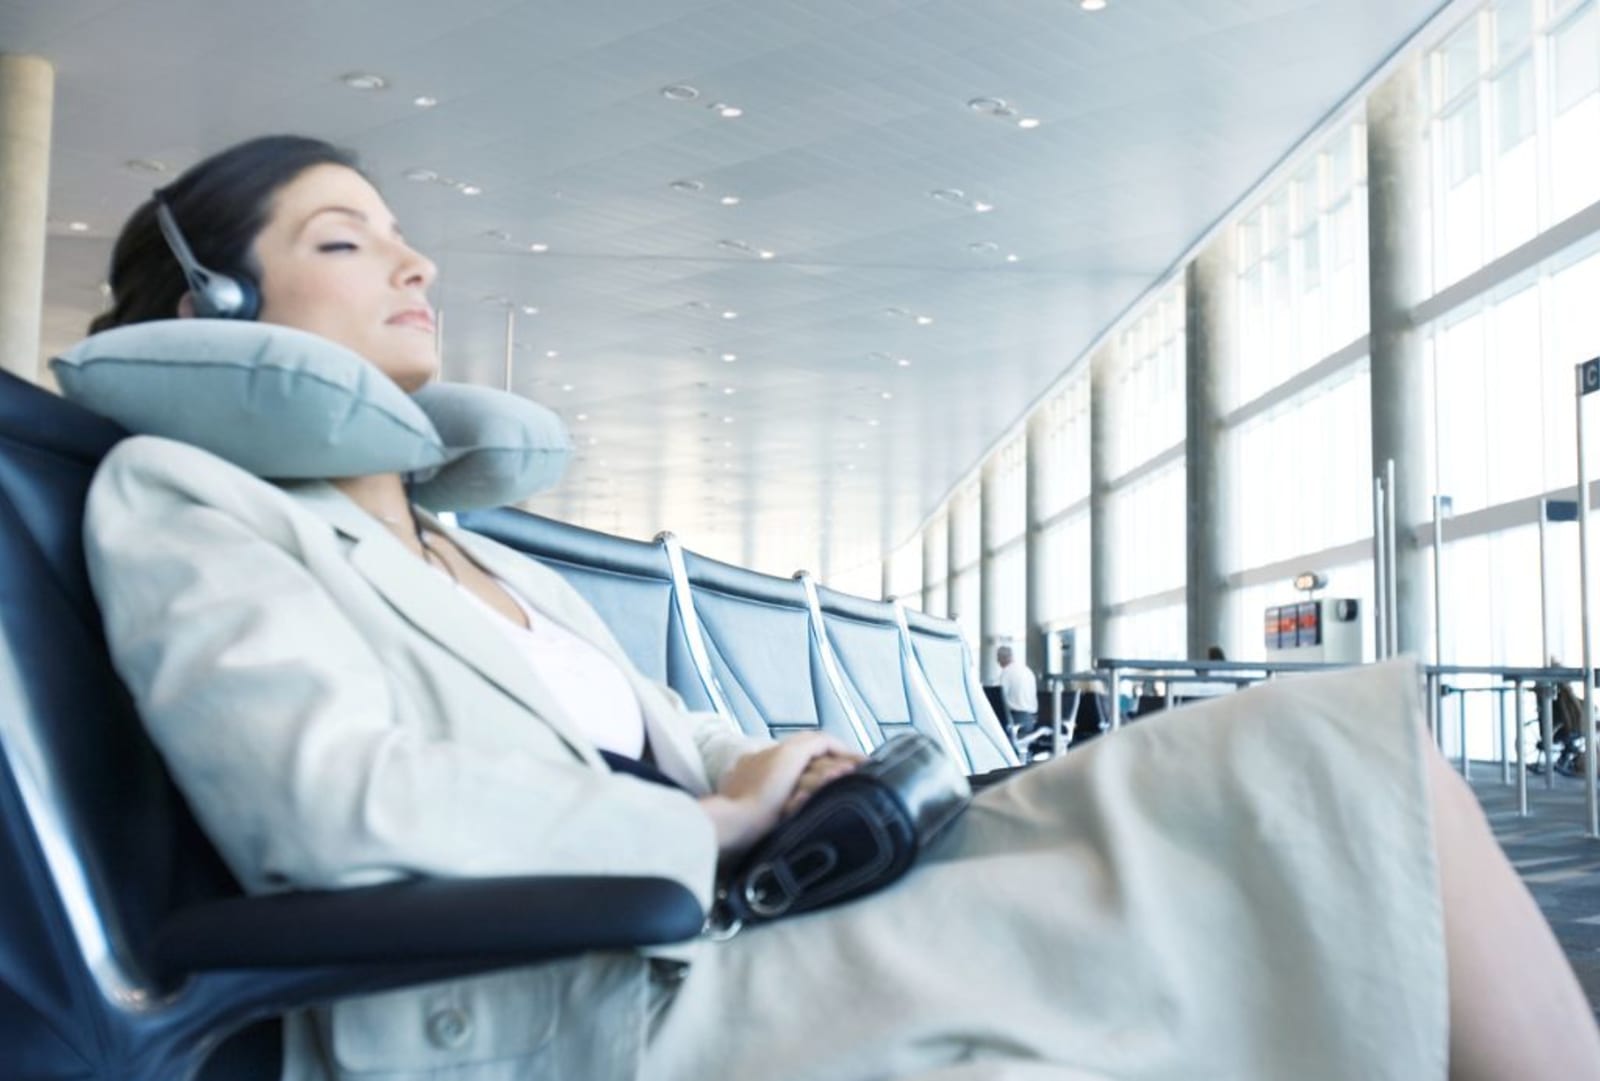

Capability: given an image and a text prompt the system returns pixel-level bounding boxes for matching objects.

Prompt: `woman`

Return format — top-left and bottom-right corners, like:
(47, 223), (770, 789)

(81, 136), (1599, 1081)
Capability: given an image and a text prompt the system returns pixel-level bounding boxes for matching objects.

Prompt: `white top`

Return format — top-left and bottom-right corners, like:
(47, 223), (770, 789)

(999, 662), (1039, 713)
(452, 570), (647, 759)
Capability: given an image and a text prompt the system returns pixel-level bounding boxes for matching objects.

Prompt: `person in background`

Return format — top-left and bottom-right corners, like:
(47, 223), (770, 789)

(1207, 644), (1227, 662)
(997, 644), (1039, 739)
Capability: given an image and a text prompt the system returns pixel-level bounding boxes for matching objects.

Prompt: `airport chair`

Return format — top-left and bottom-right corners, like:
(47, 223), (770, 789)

(0, 372), (703, 1081)
(901, 608), (1017, 773)
(810, 583), (995, 771)
(678, 550), (881, 752)
(457, 507), (721, 714)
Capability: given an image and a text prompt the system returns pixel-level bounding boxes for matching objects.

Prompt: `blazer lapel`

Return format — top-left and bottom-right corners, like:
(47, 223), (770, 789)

(286, 483), (604, 769)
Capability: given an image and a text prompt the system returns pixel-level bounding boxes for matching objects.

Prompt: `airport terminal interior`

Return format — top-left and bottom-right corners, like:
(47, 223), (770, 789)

(6, 0), (1600, 1077)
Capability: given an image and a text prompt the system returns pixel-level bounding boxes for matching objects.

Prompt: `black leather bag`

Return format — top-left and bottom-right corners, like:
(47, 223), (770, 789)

(711, 733), (971, 933)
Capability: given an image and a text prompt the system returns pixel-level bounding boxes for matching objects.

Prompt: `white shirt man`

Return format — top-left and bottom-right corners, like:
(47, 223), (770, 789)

(996, 645), (1039, 732)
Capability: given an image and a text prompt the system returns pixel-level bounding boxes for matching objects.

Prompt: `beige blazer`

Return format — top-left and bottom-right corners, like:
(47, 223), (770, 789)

(84, 435), (767, 1081)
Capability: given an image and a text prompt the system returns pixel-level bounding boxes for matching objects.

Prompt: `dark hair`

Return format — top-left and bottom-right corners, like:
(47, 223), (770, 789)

(89, 135), (363, 333)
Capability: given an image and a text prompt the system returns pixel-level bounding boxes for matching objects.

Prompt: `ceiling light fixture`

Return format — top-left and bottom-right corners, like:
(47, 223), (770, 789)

(719, 194), (741, 206)
(1081, 0), (1106, 9)
(1017, 117), (1042, 129)
(721, 352), (738, 362)
(1006, 253), (1020, 263)
(880, 391), (893, 400)
(915, 314), (934, 325)
(403, 167), (438, 183)
(340, 72), (388, 91)
(546, 350), (559, 358)
(968, 240), (1000, 254)
(722, 415), (735, 424)
(576, 413), (589, 421)
(521, 305), (540, 315)
(897, 358), (912, 367)
(661, 84), (700, 101)
(721, 310), (739, 320)
(757, 249), (775, 260)
(562, 383), (575, 392)
(718, 239), (753, 254)
(456, 183), (482, 196)
(669, 178), (704, 193)
(528, 242), (550, 253)
(929, 188), (967, 205)
(412, 95), (438, 108)
(967, 96), (1010, 115)
(723, 387), (736, 395)
(67, 221), (89, 233)
(973, 200), (995, 214)
(709, 102), (743, 118)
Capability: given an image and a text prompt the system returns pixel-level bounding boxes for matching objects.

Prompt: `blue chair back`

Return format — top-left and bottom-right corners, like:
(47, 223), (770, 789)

(679, 553), (879, 751)
(0, 372), (254, 1079)
(901, 607), (1016, 772)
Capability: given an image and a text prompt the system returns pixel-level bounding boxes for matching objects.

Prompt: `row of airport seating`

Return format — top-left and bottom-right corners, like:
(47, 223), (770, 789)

(0, 369), (1010, 1080)
(457, 507), (1016, 776)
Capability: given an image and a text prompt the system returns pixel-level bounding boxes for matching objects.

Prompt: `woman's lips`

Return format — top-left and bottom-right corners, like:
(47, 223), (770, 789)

(387, 310), (435, 332)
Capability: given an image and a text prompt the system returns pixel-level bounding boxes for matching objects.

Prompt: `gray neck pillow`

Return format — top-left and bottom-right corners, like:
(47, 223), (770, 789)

(50, 319), (571, 511)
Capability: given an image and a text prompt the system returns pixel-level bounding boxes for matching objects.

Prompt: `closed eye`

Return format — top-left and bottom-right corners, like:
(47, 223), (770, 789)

(316, 241), (358, 253)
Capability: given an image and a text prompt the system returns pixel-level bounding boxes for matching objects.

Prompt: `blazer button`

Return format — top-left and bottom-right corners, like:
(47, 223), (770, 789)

(426, 1007), (472, 1050)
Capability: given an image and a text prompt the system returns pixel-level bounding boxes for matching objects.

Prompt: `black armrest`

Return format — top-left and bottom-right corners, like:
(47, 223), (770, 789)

(153, 875), (704, 984)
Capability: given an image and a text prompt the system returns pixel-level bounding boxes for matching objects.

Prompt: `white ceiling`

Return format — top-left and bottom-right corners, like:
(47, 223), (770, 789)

(6, 0), (1447, 579)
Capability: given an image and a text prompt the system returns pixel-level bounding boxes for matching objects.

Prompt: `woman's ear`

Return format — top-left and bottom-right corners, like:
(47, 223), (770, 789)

(175, 292), (196, 319)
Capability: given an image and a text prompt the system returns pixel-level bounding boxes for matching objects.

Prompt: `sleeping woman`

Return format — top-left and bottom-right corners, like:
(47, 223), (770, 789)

(77, 135), (1600, 1081)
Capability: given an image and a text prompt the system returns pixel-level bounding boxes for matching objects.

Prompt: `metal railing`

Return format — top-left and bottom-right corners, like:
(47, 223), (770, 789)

(1033, 657), (1600, 837)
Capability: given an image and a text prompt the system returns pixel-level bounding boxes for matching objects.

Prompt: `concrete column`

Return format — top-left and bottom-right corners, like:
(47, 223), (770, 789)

(1089, 346), (1115, 662)
(920, 526), (937, 615)
(1024, 412), (1049, 675)
(880, 559), (893, 602)
(1185, 237), (1236, 659)
(979, 460), (999, 682)
(946, 506), (961, 625)
(1367, 55), (1431, 656)
(0, 55), (53, 384)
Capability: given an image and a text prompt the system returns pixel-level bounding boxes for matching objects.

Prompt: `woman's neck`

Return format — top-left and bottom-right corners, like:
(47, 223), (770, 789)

(331, 473), (413, 527)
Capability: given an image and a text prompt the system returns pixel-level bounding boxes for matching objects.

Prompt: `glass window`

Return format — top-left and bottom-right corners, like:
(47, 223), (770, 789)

(1495, 0), (1535, 61)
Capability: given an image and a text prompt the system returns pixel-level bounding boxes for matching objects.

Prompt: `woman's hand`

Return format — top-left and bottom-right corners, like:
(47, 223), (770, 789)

(780, 749), (866, 818)
(697, 734), (858, 857)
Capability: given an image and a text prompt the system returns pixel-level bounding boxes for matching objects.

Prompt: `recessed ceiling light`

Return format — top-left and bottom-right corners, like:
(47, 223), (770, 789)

(562, 383), (575, 391)
(722, 415), (735, 424)
(973, 200), (995, 214)
(456, 183), (482, 196)
(587, 436), (599, 446)
(1017, 117), (1042, 130)
(546, 350), (559, 358)
(846, 463), (856, 471)
(897, 358), (912, 367)
(1081, 0), (1106, 9)
(721, 352), (738, 362)
(930, 188), (967, 205)
(67, 221), (89, 233)
(412, 95), (438, 108)
(719, 194), (741, 206)
(857, 442), (867, 450)
(867, 418), (880, 427)
(528, 242), (550, 253)
(661, 84), (700, 101)
(403, 167), (439, 183)
(722, 387), (736, 395)
(915, 315), (934, 325)
(669, 179), (704, 193)
(709, 102), (743, 119)
(340, 72), (388, 91)
(758, 249), (775, 260)
(576, 413), (589, 421)
(721, 310), (738, 320)
(968, 240), (1001, 254)
(723, 440), (734, 448)
(124, 158), (168, 175)
(521, 305), (540, 315)
(967, 96), (1010, 115)
(1006, 253), (1020, 263)
(881, 391), (893, 400)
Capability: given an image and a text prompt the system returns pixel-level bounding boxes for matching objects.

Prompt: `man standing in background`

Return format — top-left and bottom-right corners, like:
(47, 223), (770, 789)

(997, 644), (1039, 741)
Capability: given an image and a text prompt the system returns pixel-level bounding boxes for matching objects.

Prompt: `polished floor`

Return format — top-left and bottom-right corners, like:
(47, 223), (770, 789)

(1474, 766), (1600, 1018)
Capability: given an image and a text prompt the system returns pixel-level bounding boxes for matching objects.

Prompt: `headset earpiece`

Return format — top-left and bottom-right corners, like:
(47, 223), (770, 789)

(152, 191), (260, 320)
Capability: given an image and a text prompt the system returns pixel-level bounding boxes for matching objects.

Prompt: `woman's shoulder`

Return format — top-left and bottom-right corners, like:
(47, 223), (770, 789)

(88, 434), (304, 535)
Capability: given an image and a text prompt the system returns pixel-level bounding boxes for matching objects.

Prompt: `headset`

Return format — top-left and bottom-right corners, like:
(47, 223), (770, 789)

(151, 189), (261, 320)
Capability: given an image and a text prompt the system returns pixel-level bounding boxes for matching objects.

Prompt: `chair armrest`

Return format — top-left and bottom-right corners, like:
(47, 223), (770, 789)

(152, 875), (703, 984)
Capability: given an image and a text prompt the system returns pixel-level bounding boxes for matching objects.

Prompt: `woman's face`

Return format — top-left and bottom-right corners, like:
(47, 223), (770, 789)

(246, 163), (439, 391)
